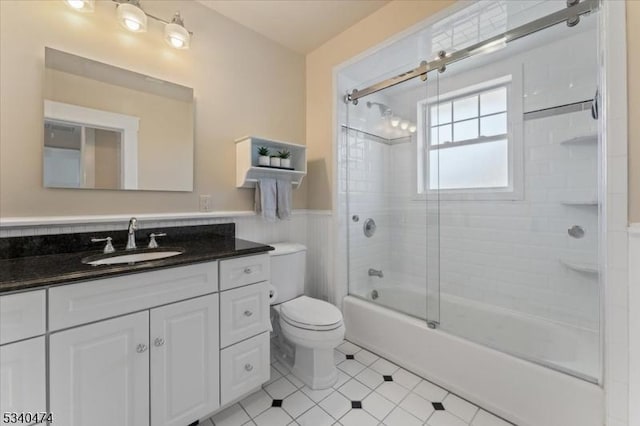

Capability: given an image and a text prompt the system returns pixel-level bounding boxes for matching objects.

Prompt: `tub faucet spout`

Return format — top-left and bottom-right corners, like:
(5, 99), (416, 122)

(368, 268), (383, 278)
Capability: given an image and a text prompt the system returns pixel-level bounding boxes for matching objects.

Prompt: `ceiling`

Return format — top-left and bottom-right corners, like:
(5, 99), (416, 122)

(197, 0), (389, 54)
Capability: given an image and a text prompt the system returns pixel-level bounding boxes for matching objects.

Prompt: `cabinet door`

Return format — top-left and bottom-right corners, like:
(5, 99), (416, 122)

(50, 311), (149, 426)
(150, 294), (219, 426)
(0, 337), (46, 425)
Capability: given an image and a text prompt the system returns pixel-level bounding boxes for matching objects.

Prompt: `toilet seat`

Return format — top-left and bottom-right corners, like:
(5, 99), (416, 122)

(279, 296), (343, 331)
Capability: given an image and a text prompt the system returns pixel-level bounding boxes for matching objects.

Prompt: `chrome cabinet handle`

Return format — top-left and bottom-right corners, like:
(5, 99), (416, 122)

(243, 267), (252, 274)
(154, 338), (165, 347)
(244, 310), (253, 317)
(136, 344), (148, 353)
(244, 363), (253, 372)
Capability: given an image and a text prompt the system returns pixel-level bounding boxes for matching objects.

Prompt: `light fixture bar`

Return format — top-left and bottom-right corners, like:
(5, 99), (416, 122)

(346, 0), (599, 104)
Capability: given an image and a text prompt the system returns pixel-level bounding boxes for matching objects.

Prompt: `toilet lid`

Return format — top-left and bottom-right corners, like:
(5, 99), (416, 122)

(280, 296), (343, 330)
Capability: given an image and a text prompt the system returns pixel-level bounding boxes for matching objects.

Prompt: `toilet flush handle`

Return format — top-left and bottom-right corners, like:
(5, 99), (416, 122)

(244, 267), (252, 274)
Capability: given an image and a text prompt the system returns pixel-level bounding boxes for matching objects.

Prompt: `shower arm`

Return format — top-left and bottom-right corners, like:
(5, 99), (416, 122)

(345, 0), (599, 105)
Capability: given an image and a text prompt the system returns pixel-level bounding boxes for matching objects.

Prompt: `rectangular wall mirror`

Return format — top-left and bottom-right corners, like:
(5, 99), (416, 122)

(43, 47), (194, 191)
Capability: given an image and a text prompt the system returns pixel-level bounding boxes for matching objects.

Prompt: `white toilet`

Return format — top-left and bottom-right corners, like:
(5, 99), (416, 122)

(269, 243), (345, 389)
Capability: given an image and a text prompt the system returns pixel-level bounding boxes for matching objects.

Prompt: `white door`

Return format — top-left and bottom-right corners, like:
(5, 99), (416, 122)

(0, 337), (46, 425)
(150, 294), (219, 426)
(49, 311), (149, 426)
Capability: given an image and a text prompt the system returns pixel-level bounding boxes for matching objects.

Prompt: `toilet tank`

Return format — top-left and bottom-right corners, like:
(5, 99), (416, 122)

(269, 243), (307, 303)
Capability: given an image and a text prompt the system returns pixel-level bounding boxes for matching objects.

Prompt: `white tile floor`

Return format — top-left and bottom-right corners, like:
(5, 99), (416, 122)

(205, 340), (514, 426)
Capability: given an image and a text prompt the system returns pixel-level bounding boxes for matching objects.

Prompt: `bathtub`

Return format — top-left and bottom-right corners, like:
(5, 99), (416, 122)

(343, 291), (604, 426)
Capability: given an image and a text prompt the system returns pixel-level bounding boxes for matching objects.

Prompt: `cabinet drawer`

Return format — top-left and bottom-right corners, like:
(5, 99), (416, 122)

(220, 282), (270, 348)
(0, 291), (45, 345)
(219, 254), (269, 290)
(49, 262), (218, 331)
(220, 332), (270, 405)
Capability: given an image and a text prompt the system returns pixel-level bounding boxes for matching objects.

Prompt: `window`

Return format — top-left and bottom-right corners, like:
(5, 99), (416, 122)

(417, 74), (522, 200)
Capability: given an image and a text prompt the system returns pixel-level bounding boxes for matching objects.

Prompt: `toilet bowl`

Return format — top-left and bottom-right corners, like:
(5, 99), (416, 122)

(268, 243), (345, 389)
(275, 296), (345, 389)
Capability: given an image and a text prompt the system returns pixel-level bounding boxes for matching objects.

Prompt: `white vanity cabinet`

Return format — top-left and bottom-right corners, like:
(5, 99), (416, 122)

(50, 294), (220, 426)
(1, 252), (272, 426)
(0, 290), (47, 426)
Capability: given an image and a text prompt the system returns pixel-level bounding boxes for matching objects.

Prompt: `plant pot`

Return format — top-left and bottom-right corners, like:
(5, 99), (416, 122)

(280, 158), (291, 168)
(270, 157), (281, 167)
(258, 155), (270, 166)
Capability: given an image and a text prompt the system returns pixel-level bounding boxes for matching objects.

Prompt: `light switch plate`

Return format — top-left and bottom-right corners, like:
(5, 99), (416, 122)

(199, 195), (212, 212)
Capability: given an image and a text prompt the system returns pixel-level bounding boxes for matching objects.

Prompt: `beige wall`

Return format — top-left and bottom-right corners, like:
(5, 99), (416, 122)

(0, 0), (306, 217)
(305, 0), (639, 221)
(628, 0), (639, 223)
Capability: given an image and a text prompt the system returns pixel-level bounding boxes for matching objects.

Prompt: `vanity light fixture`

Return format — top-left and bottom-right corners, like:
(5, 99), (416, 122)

(400, 120), (409, 130)
(66, 0), (194, 49)
(409, 124), (417, 133)
(65, 0), (94, 12)
(164, 12), (190, 49)
(117, 0), (147, 32)
(390, 116), (401, 127)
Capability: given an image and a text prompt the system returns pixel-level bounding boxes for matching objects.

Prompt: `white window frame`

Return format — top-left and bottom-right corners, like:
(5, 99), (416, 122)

(44, 100), (139, 190)
(416, 65), (523, 201)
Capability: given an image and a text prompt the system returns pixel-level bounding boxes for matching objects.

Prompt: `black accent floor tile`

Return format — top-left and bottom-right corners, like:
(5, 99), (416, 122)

(383, 375), (393, 382)
(188, 421), (199, 426)
(346, 354), (355, 360)
(351, 401), (362, 409)
(432, 402), (445, 411)
(272, 399), (283, 407)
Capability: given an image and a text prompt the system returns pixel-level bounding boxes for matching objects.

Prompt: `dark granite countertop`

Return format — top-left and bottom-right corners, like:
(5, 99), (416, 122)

(0, 223), (273, 294)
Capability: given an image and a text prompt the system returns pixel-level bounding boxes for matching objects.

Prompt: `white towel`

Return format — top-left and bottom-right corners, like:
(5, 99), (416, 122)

(276, 178), (292, 220)
(255, 178), (277, 222)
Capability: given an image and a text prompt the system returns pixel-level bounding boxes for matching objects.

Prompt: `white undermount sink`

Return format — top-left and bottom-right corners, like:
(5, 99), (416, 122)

(83, 249), (184, 266)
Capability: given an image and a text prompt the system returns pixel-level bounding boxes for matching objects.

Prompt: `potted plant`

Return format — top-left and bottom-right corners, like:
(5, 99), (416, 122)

(279, 150), (292, 168)
(270, 155), (281, 167)
(257, 146), (270, 166)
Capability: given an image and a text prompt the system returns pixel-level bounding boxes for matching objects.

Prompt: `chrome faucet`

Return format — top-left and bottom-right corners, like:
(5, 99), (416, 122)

(368, 268), (384, 278)
(126, 217), (138, 250)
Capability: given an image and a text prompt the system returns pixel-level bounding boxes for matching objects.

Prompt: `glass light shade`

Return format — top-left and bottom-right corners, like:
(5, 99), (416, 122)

(117, 3), (147, 32)
(164, 22), (190, 49)
(409, 124), (417, 133)
(390, 116), (400, 127)
(400, 120), (409, 130)
(65, 0), (94, 11)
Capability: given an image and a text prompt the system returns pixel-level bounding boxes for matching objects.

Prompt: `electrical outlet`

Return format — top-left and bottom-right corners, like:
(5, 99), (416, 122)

(199, 195), (212, 212)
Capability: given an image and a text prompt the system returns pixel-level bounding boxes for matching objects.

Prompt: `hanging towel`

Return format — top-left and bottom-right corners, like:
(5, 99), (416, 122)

(276, 178), (292, 220)
(255, 178), (277, 221)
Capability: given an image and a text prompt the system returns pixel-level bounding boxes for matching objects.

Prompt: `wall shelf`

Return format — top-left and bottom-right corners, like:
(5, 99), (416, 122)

(561, 200), (599, 206)
(559, 259), (599, 274)
(235, 136), (307, 189)
(559, 134), (598, 146)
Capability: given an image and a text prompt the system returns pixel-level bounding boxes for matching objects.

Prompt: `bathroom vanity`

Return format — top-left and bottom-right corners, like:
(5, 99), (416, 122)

(0, 224), (273, 426)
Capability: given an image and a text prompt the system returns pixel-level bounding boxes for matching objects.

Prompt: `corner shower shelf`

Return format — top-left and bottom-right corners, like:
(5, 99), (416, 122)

(559, 134), (598, 146)
(235, 136), (307, 188)
(561, 200), (599, 206)
(559, 259), (599, 274)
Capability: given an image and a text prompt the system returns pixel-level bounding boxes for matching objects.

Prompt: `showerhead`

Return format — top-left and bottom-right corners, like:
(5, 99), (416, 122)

(366, 101), (392, 117)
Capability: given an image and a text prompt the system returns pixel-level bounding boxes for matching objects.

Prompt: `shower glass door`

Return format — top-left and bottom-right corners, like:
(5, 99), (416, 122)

(343, 0), (601, 384)
(344, 75), (440, 326)
(429, 9), (601, 382)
